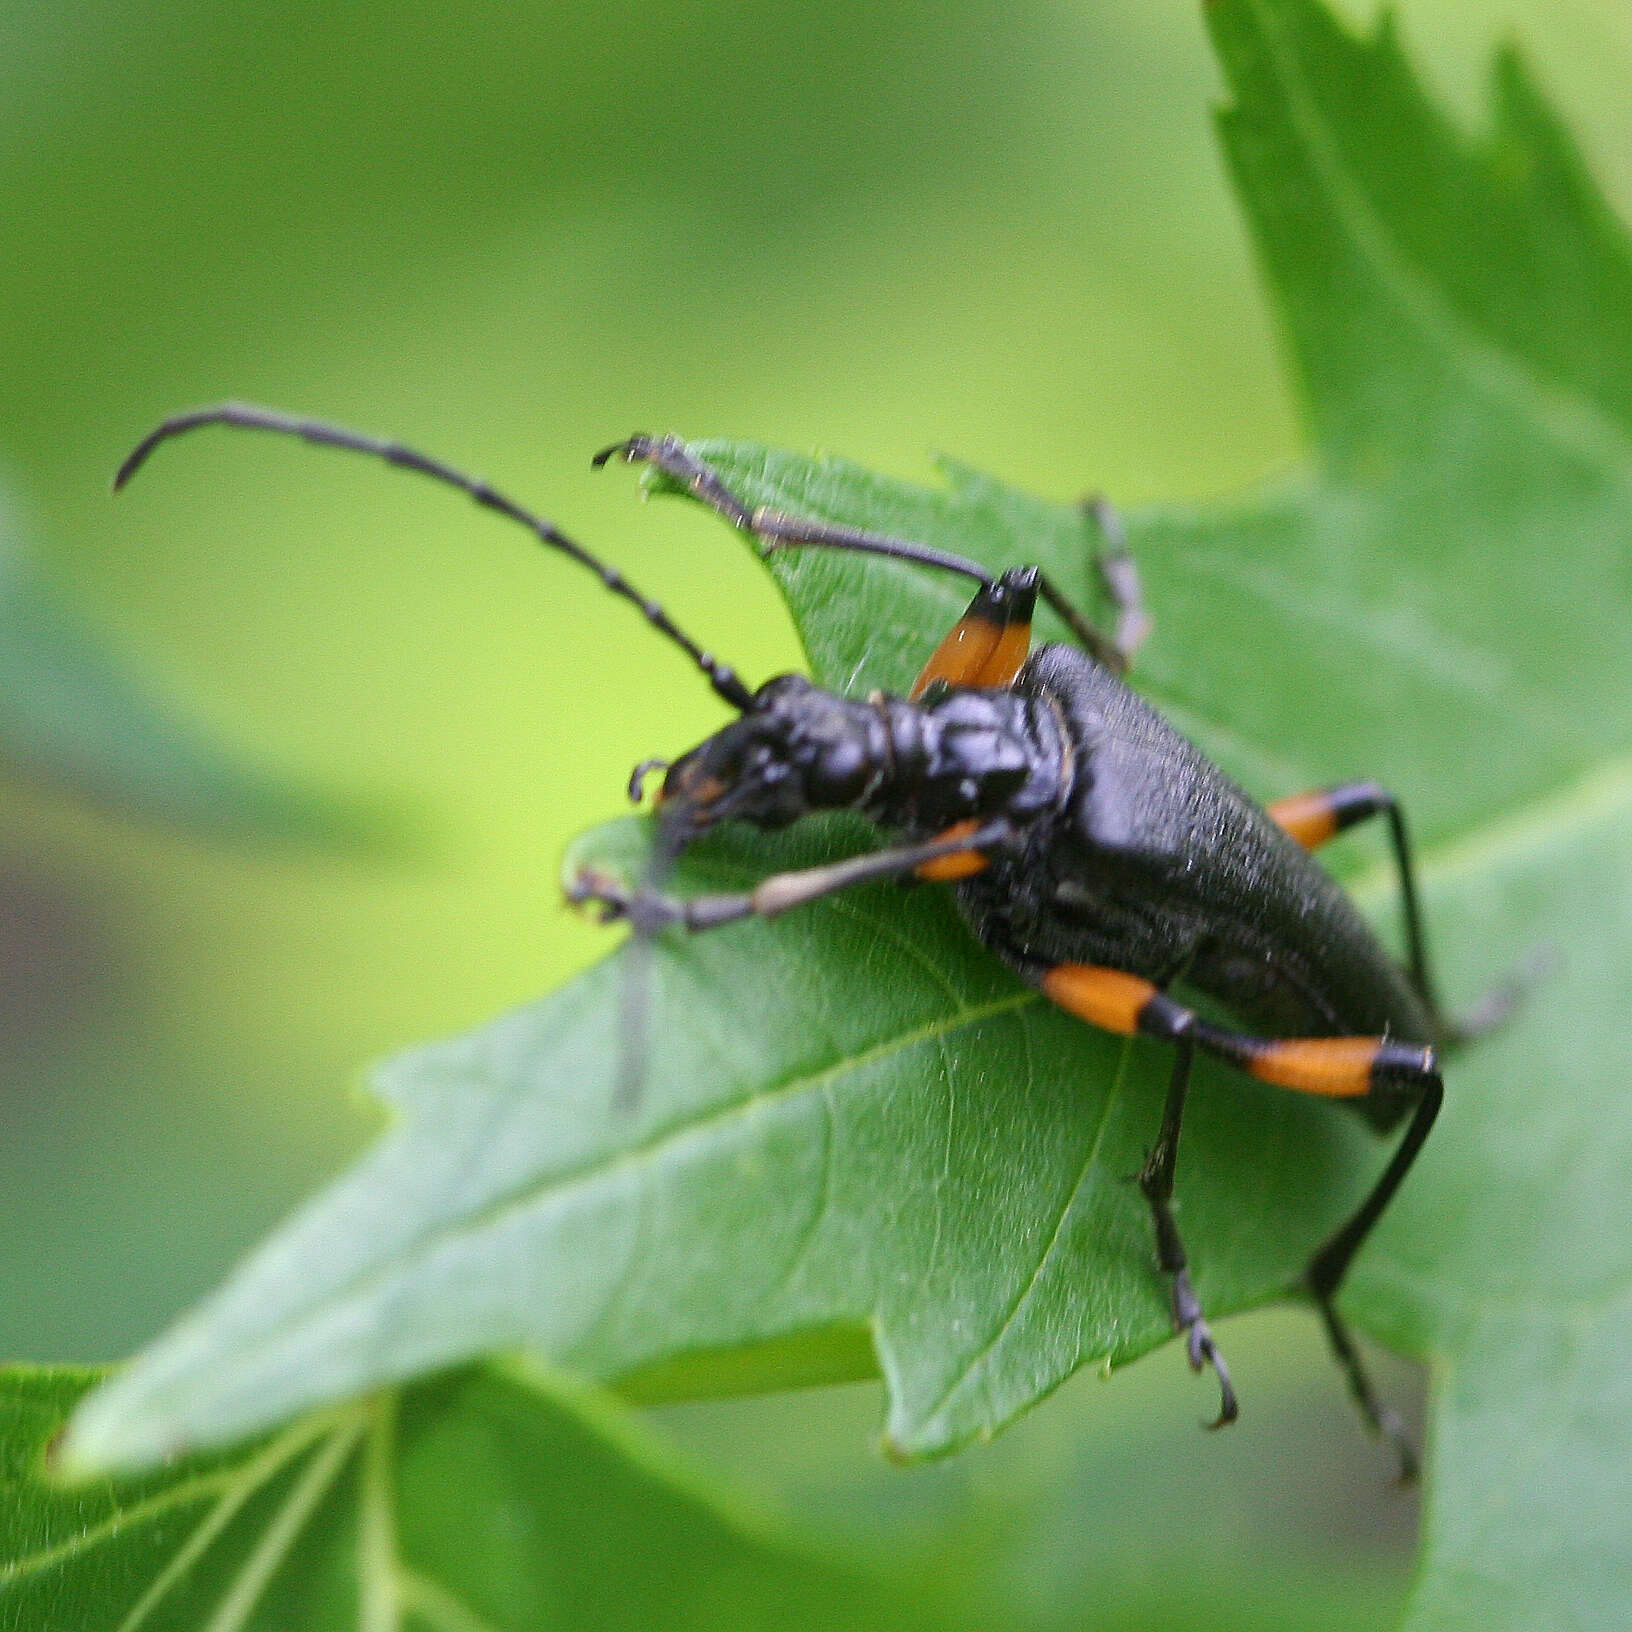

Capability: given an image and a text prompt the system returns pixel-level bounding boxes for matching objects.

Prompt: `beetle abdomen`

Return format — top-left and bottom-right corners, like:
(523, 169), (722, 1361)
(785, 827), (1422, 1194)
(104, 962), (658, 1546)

(968, 644), (1435, 1049)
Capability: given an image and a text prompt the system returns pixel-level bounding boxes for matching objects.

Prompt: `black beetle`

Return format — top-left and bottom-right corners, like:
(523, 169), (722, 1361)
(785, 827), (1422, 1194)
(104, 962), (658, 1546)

(117, 405), (1514, 1478)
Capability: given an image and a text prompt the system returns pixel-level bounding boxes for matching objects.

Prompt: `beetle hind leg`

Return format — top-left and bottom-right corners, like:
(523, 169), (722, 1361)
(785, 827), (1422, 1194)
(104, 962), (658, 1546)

(1310, 1296), (1419, 1484)
(1138, 1034), (1239, 1428)
(1040, 961), (1445, 1469)
(1302, 1063), (1442, 1482)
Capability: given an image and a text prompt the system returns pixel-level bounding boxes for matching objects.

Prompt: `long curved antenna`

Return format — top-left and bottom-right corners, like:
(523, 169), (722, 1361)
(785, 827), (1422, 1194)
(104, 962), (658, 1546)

(116, 403), (755, 712)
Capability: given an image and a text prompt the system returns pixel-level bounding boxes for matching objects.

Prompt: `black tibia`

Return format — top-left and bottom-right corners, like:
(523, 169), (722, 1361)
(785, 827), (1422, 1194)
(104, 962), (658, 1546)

(600, 435), (1129, 673)
(1081, 495), (1152, 664)
(1276, 780), (1534, 1050)
(568, 821), (1013, 935)
(1306, 1062), (1442, 1301)
(1132, 994), (1237, 1427)
(1314, 781), (1442, 1028)
(1304, 1064), (1442, 1483)
(115, 403), (754, 710)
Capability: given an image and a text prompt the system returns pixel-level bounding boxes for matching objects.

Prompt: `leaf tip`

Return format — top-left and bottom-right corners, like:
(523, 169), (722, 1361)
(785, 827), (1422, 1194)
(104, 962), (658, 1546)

(44, 1425), (106, 1486)
(54, 1382), (181, 1482)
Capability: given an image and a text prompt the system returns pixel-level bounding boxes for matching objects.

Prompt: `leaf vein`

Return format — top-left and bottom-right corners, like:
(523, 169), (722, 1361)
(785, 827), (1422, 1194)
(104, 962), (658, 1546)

(917, 1041), (1125, 1428)
(249, 988), (1040, 1378)
(200, 1419), (362, 1632)
(0, 1413), (331, 1595)
(396, 1569), (505, 1632)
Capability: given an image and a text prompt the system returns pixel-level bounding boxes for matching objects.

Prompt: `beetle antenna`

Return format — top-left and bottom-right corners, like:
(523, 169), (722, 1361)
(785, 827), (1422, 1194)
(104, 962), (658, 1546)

(115, 403), (755, 712)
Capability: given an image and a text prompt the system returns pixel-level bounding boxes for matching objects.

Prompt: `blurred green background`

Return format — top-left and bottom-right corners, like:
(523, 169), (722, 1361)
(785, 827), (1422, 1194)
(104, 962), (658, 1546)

(3, 0), (1628, 1624)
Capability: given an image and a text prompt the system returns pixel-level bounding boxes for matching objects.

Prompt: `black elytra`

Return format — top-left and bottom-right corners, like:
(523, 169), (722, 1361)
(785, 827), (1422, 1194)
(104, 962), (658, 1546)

(117, 406), (1515, 1481)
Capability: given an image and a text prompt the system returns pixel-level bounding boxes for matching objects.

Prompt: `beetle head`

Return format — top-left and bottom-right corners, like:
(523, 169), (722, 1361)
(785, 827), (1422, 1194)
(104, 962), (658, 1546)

(655, 673), (879, 850)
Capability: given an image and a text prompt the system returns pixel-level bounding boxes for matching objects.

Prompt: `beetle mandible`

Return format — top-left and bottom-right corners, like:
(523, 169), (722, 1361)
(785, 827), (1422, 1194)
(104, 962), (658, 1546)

(117, 403), (1510, 1479)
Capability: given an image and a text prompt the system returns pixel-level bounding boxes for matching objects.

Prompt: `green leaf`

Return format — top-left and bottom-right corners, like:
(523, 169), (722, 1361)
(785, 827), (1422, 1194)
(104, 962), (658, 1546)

(2, 1364), (916, 1632)
(58, 0), (1632, 1622)
(1202, 5), (1632, 1626)
(65, 793), (1388, 1468)
(0, 504), (391, 847)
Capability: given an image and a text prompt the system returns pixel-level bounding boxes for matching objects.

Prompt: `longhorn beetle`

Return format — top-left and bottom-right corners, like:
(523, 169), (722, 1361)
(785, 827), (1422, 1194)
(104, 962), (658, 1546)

(117, 403), (1510, 1479)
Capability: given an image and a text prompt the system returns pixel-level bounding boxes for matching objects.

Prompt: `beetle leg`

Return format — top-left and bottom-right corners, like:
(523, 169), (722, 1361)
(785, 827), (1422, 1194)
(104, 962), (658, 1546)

(1302, 1066), (1442, 1483)
(597, 434), (1000, 585)
(568, 820), (1010, 932)
(1267, 781), (1442, 1022)
(1080, 494), (1152, 664)
(1266, 780), (1538, 1048)
(911, 568), (1037, 697)
(1039, 961), (1439, 1475)
(1031, 570), (1129, 673)
(1037, 967), (1237, 1425)
(598, 435), (1131, 674)
(1139, 1034), (1238, 1428)
(1194, 1024), (1440, 1479)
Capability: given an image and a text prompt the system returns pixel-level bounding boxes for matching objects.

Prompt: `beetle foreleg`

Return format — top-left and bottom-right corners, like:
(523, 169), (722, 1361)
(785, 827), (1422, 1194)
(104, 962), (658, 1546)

(598, 435), (1132, 673)
(568, 821), (1011, 932)
(597, 434), (997, 587)
(1080, 494), (1151, 664)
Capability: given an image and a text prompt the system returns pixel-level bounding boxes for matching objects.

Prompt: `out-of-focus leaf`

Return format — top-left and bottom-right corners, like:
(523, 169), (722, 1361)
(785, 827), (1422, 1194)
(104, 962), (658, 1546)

(58, 1), (1632, 1623)
(0, 508), (389, 847)
(2, 1363), (918, 1632)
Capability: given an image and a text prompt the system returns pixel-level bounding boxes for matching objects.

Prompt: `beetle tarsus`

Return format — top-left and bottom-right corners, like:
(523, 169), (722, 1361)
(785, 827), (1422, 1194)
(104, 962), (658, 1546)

(591, 436), (647, 469)
(1443, 941), (1556, 1049)
(1133, 1036), (1236, 1428)
(566, 868), (637, 926)
(568, 869), (752, 935)
(627, 758), (669, 803)
(1170, 1264), (1239, 1429)
(1310, 1288), (1421, 1483)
